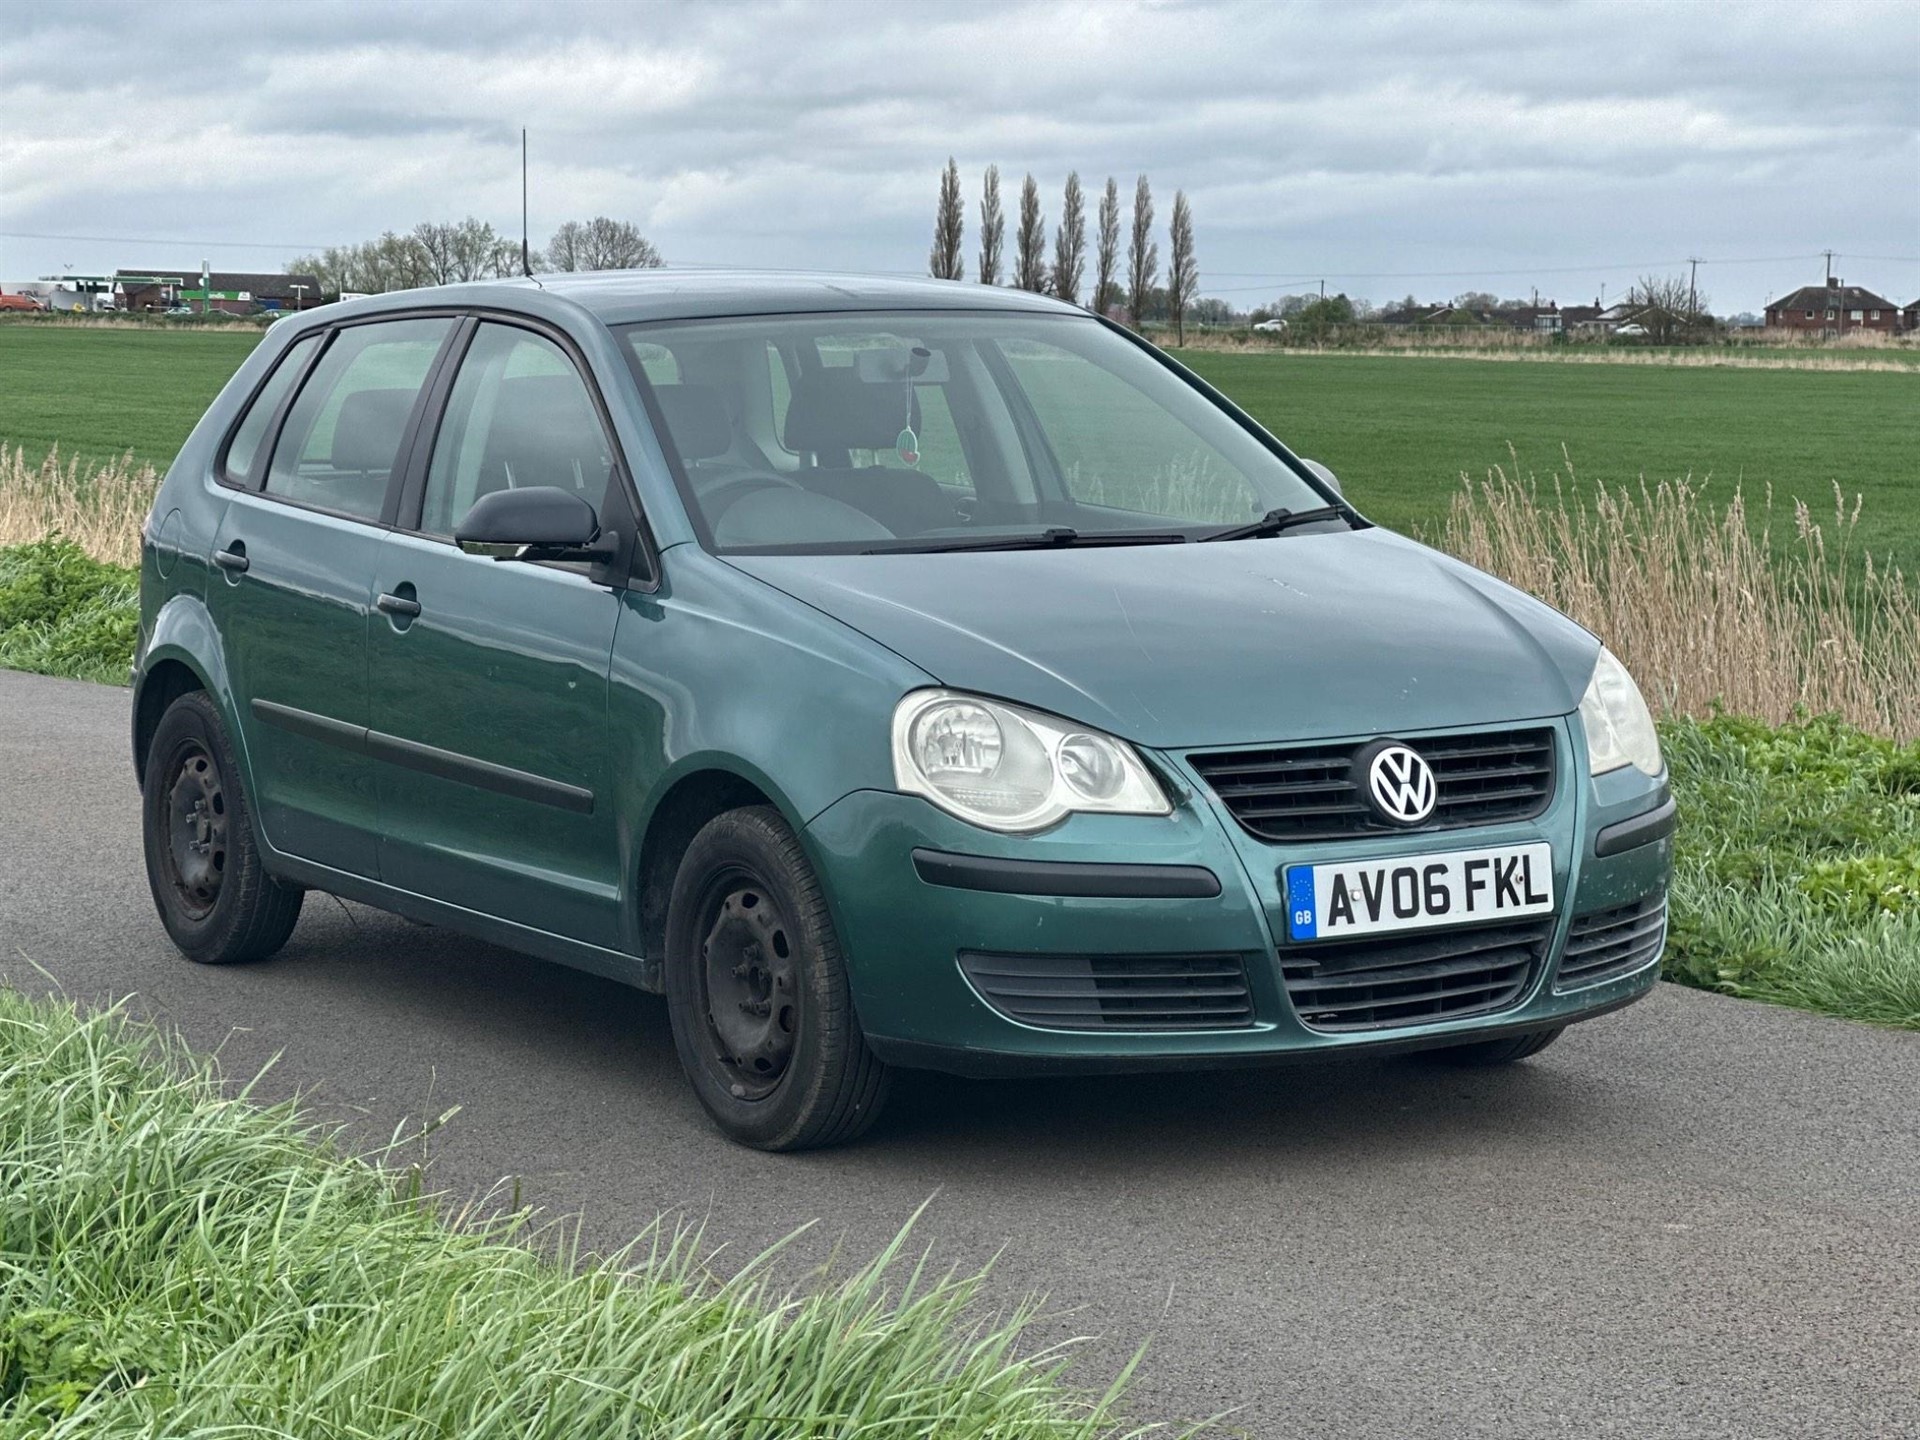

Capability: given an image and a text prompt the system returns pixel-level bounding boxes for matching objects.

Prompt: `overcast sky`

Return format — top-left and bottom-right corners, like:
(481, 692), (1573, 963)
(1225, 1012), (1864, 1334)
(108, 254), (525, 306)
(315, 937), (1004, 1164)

(5, 0), (1917, 311)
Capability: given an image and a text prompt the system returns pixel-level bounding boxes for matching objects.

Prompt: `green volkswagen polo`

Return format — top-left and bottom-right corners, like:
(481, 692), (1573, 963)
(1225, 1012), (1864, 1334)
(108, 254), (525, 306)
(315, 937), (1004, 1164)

(134, 270), (1674, 1149)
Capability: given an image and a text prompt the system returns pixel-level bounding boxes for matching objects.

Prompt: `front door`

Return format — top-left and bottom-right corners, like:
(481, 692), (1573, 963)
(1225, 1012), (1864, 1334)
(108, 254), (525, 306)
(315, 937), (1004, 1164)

(367, 320), (626, 947)
(210, 315), (457, 876)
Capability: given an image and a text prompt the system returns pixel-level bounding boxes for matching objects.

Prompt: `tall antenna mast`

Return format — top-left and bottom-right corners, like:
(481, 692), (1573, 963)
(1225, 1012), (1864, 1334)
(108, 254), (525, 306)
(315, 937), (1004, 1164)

(521, 128), (532, 278)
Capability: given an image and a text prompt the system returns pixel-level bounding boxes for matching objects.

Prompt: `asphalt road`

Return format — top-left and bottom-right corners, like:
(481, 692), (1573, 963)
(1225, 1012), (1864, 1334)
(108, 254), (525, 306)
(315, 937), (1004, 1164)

(5, 666), (1918, 1438)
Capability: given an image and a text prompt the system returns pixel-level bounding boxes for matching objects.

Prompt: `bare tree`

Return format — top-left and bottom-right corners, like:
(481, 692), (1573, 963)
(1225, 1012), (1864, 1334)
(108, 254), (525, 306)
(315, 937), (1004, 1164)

(1126, 175), (1157, 330)
(1625, 272), (1708, 343)
(1051, 171), (1086, 306)
(1166, 189), (1196, 344)
(1091, 177), (1120, 316)
(410, 216), (504, 284)
(929, 157), (965, 280)
(488, 237), (543, 277)
(1014, 173), (1048, 292)
(548, 217), (663, 272)
(411, 222), (458, 286)
(978, 165), (1004, 285)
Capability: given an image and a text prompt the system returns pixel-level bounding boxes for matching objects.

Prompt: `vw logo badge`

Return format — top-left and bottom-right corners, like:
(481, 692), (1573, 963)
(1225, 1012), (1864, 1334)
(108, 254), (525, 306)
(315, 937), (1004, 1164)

(1357, 741), (1437, 825)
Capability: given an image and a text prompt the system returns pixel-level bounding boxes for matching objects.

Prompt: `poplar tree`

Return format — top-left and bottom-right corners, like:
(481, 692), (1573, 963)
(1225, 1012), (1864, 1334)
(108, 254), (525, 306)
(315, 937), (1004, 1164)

(1091, 177), (1121, 316)
(1127, 175), (1157, 330)
(1051, 171), (1086, 305)
(929, 157), (964, 280)
(1014, 173), (1048, 292)
(978, 165), (1004, 285)
(1166, 189), (1197, 344)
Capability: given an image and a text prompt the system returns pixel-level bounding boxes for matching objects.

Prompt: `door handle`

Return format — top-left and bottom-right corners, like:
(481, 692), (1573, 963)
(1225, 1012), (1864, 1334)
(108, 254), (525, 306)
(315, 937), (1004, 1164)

(214, 546), (249, 574)
(376, 591), (422, 618)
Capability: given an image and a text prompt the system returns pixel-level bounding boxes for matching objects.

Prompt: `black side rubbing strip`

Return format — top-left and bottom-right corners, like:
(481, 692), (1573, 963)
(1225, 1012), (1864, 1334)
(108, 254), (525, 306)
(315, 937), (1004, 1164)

(1593, 795), (1676, 858)
(250, 698), (368, 753)
(912, 849), (1222, 899)
(249, 699), (593, 815)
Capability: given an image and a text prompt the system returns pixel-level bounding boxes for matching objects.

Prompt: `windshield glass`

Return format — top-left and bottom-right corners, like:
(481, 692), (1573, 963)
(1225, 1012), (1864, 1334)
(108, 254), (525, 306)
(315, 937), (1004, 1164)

(616, 311), (1332, 554)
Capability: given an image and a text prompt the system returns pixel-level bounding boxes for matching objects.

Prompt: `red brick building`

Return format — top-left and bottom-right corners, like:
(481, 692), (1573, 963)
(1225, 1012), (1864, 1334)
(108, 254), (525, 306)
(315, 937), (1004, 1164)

(1764, 277), (1902, 335)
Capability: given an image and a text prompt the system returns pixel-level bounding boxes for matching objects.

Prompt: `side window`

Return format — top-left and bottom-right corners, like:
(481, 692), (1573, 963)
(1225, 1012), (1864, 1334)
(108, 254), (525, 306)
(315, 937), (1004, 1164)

(224, 333), (318, 485)
(420, 323), (617, 538)
(911, 384), (973, 497)
(999, 338), (1263, 523)
(767, 344), (794, 451)
(265, 317), (454, 520)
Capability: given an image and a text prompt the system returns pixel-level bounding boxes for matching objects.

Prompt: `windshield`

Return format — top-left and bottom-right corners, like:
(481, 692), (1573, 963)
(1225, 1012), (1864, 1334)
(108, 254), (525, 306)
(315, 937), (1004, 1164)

(616, 311), (1336, 554)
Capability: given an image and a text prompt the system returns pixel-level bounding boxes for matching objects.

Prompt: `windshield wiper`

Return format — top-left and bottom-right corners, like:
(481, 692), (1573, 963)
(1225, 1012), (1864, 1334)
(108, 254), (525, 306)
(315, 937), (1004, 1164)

(866, 527), (1192, 554)
(1197, 505), (1349, 543)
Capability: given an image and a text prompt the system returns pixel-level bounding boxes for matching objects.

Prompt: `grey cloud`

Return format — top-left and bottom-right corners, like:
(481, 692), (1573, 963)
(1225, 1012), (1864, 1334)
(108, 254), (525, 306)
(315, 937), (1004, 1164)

(4, 0), (1915, 309)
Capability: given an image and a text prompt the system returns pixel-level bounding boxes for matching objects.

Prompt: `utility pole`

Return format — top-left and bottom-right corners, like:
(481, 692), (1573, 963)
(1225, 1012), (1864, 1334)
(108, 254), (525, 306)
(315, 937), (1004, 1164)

(1319, 278), (1325, 300)
(1686, 255), (1700, 338)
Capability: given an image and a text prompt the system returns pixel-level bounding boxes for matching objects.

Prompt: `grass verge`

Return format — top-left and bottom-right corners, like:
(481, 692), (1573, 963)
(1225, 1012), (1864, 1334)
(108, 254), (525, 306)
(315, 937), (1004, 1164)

(0, 540), (137, 686)
(0, 989), (1167, 1437)
(1662, 715), (1920, 1028)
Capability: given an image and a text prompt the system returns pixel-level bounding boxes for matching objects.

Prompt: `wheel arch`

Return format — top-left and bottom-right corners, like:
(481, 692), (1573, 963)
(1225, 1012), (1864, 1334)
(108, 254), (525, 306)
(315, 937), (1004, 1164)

(631, 757), (822, 988)
(132, 595), (235, 786)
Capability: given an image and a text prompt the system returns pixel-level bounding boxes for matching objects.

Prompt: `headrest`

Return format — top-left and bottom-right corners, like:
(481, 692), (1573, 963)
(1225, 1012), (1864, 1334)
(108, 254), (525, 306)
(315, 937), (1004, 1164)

(650, 383), (732, 461)
(782, 369), (922, 454)
(329, 387), (416, 474)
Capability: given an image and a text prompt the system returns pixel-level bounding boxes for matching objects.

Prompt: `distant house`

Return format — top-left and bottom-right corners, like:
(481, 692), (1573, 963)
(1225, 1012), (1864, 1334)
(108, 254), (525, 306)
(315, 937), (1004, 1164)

(1902, 299), (1920, 334)
(115, 268), (323, 315)
(1560, 302), (1605, 335)
(1763, 277), (1901, 336)
(1490, 303), (1563, 333)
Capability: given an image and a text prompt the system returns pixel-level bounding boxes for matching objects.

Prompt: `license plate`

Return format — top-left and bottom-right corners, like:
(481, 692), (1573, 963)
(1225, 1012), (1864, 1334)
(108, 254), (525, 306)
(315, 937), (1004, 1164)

(1284, 842), (1554, 942)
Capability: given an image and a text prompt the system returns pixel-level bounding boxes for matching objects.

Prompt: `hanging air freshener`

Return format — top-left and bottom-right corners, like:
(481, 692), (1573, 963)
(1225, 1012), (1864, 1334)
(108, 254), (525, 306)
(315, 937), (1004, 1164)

(896, 425), (920, 465)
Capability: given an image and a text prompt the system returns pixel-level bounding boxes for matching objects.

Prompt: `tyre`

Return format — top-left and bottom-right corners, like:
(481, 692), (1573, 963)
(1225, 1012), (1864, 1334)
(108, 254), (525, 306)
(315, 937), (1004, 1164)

(664, 806), (890, 1150)
(1421, 1026), (1564, 1066)
(142, 689), (303, 964)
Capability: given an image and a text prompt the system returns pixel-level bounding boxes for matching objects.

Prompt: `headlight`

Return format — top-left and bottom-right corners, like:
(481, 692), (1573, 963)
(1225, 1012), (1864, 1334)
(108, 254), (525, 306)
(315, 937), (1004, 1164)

(1579, 647), (1662, 776)
(891, 689), (1171, 832)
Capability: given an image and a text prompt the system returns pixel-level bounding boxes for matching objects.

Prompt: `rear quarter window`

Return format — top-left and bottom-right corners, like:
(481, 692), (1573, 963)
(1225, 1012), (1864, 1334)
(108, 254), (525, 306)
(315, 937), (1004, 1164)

(221, 333), (319, 486)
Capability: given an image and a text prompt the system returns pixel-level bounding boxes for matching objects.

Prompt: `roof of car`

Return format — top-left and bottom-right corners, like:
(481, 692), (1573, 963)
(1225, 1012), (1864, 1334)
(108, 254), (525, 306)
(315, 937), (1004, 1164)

(312, 268), (1082, 329)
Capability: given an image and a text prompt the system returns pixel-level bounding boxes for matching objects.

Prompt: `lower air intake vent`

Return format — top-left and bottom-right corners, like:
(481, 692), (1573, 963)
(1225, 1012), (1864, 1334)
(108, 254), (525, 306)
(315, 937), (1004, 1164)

(1282, 919), (1552, 1032)
(958, 952), (1254, 1031)
(1558, 896), (1667, 988)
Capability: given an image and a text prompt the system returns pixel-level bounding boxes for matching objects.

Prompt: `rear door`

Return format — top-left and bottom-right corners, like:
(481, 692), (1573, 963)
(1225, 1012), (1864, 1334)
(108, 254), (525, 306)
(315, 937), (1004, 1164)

(209, 315), (458, 876)
(367, 319), (628, 947)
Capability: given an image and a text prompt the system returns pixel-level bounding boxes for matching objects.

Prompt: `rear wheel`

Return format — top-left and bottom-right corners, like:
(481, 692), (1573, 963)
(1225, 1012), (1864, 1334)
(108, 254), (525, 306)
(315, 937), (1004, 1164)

(1422, 1026), (1564, 1066)
(664, 806), (889, 1150)
(141, 690), (303, 964)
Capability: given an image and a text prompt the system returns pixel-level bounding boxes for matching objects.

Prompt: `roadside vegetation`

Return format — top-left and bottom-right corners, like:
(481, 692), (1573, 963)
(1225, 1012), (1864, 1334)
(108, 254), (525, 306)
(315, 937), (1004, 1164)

(1663, 716), (1920, 1027)
(0, 538), (137, 686)
(0, 990), (1167, 1437)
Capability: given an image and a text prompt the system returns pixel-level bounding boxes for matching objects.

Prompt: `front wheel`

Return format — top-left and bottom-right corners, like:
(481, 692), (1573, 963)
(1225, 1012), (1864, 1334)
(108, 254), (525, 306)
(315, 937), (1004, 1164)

(664, 806), (889, 1150)
(141, 690), (303, 964)
(1421, 1026), (1564, 1066)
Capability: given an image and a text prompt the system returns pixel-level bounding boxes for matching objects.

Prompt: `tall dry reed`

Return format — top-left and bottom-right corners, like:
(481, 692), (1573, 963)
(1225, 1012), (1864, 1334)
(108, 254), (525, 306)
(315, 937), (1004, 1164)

(1438, 451), (1920, 739)
(0, 445), (158, 567)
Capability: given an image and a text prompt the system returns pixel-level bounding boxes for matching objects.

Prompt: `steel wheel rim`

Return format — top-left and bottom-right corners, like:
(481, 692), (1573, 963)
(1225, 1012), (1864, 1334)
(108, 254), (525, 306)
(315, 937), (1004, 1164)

(164, 741), (228, 920)
(695, 867), (799, 1101)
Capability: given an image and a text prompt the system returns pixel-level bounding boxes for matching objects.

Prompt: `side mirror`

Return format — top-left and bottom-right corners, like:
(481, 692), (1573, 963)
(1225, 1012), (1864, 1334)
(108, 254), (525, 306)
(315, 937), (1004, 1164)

(455, 486), (605, 561)
(1301, 458), (1342, 498)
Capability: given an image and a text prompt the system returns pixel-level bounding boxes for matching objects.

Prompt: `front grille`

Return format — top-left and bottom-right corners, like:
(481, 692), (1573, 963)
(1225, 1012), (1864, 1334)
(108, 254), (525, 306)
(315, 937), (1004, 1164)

(1557, 895), (1667, 988)
(1281, 918), (1552, 1031)
(958, 952), (1254, 1031)
(1191, 728), (1557, 842)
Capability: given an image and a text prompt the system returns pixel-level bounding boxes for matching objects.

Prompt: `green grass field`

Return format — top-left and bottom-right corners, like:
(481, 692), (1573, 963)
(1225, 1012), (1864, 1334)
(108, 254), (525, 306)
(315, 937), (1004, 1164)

(0, 326), (262, 473)
(1176, 350), (1920, 565)
(2, 324), (1916, 564)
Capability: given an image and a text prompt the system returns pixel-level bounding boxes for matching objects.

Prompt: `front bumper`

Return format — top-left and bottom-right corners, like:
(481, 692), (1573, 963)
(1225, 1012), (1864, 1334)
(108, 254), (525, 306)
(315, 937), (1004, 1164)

(803, 716), (1673, 1077)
